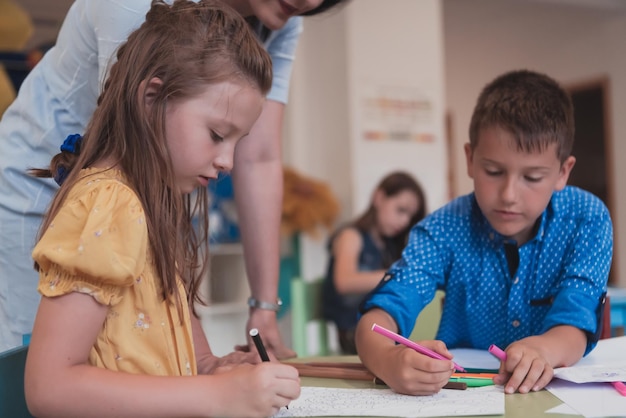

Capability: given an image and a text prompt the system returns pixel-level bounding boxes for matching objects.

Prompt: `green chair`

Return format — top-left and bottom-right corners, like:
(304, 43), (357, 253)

(290, 276), (329, 357)
(0, 345), (34, 418)
(410, 290), (445, 341)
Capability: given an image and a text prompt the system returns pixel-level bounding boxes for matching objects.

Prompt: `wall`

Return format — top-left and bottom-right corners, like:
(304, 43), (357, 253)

(285, 0), (448, 281)
(444, 0), (626, 286)
(14, 0), (73, 49)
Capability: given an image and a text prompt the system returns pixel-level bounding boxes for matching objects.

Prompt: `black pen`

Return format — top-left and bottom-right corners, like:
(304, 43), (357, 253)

(249, 329), (288, 409)
(249, 328), (270, 362)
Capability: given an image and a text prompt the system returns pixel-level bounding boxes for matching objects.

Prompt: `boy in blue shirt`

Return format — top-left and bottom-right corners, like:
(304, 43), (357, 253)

(355, 69), (612, 396)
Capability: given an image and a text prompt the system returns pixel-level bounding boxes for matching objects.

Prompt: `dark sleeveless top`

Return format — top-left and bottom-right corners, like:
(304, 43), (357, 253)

(322, 228), (385, 331)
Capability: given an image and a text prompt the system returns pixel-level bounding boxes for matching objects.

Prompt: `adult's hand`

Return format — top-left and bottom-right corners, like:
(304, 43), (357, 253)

(235, 309), (296, 359)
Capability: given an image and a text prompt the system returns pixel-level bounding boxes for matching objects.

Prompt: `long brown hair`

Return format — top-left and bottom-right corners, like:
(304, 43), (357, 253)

(353, 171), (426, 267)
(31, 0), (272, 312)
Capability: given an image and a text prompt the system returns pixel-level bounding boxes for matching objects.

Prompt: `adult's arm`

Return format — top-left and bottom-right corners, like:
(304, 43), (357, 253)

(89, 0), (152, 92)
(232, 99), (295, 359)
(231, 17), (303, 360)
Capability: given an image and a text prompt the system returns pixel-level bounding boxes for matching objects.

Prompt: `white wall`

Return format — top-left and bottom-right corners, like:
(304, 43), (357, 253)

(444, 0), (626, 286)
(283, 3), (351, 281)
(285, 0), (448, 281)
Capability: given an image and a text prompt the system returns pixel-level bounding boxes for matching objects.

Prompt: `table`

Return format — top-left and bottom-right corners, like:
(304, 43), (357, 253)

(296, 357), (583, 418)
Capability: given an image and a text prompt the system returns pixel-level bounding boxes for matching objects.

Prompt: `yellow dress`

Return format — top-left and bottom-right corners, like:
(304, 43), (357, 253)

(32, 168), (197, 376)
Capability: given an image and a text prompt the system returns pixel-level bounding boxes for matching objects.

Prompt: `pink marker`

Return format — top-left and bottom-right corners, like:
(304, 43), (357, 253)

(488, 344), (507, 361)
(371, 323), (466, 372)
(611, 381), (626, 397)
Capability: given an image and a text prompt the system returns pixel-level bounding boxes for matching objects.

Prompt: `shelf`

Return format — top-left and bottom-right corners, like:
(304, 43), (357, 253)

(209, 242), (244, 256)
(197, 242), (249, 356)
(196, 302), (249, 356)
(196, 301), (248, 316)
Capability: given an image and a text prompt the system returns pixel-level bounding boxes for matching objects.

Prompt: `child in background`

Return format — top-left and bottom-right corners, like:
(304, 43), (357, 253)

(323, 171), (426, 354)
(24, 2), (299, 417)
(356, 69), (612, 396)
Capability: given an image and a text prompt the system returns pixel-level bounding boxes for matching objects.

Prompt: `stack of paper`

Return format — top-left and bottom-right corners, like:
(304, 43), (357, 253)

(546, 336), (626, 417)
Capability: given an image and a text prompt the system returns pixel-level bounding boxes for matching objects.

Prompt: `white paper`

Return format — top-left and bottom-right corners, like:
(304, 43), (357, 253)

(546, 336), (626, 417)
(274, 386), (504, 418)
(553, 336), (626, 383)
(545, 403), (581, 415)
(546, 379), (626, 418)
(448, 348), (500, 370)
(553, 364), (626, 383)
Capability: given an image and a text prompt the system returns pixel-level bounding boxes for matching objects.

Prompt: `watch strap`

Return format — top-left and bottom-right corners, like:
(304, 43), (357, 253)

(247, 296), (282, 311)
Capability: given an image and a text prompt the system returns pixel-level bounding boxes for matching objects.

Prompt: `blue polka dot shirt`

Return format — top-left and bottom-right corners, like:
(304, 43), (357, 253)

(362, 186), (613, 355)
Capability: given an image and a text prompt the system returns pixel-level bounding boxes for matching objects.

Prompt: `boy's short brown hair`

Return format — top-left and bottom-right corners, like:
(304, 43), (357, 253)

(468, 69), (575, 163)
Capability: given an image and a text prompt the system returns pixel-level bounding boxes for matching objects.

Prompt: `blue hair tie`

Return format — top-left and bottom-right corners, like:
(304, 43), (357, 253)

(54, 166), (68, 186)
(60, 133), (83, 154)
(55, 134), (83, 186)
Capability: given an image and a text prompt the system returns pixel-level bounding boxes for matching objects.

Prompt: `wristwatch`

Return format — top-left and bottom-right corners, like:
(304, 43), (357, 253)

(247, 296), (283, 312)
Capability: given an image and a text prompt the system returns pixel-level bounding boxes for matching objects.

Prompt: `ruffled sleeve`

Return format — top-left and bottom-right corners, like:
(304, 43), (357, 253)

(33, 177), (148, 306)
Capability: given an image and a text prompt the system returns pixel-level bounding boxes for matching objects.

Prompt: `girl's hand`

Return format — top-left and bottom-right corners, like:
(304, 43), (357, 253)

(377, 340), (455, 396)
(207, 351), (262, 375)
(493, 339), (554, 394)
(215, 362), (300, 417)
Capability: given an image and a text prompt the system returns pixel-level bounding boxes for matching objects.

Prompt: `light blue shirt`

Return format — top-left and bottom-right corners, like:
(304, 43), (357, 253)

(0, 0), (302, 351)
(362, 186), (613, 355)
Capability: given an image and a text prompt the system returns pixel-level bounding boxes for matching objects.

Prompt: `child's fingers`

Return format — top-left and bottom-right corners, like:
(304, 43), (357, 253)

(275, 380), (301, 403)
(405, 349), (456, 374)
(416, 339), (453, 358)
(501, 355), (551, 394)
(515, 360), (545, 393)
(498, 355), (528, 393)
(213, 365), (234, 374)
(530, 364), (553, 392)
(271, 363), (301, 380)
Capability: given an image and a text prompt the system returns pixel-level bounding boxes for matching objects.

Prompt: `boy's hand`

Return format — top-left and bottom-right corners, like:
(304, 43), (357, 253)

(377, 340), (455, 396)
(493, 338), (554, 394)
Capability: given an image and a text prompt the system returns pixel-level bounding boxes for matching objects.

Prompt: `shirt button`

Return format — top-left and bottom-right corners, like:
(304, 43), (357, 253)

(513, 277), (519, 285)
(512, 320), (520, 328)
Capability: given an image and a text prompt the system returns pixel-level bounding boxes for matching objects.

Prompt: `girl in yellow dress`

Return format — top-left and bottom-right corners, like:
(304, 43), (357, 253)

(24, 1), (300, 416)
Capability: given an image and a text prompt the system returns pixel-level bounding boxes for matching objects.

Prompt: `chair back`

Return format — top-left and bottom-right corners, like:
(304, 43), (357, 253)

(409, 290), (445, 341)
(290, 277), (329, 357)
(0, 345), (34, 418)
